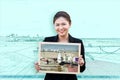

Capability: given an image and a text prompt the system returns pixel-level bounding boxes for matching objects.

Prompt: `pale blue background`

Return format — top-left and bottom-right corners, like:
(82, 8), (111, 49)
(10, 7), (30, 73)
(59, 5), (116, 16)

(0, 0), (120, 80)
(0, 0), (120, 38)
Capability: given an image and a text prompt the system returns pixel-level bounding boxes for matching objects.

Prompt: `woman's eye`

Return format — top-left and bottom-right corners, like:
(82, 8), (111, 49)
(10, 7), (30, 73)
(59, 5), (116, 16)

(62, 23), (66, 26)
(56, 24), (59, 26)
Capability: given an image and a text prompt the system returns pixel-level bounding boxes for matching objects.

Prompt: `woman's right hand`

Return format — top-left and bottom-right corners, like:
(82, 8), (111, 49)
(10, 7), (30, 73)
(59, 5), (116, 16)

(35, 62), (40, 72)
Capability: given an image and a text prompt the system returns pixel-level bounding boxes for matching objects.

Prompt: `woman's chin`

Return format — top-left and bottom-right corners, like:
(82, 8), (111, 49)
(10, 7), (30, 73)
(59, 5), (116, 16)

(59, 34), (66, 37)
(58, 32), (68, 37)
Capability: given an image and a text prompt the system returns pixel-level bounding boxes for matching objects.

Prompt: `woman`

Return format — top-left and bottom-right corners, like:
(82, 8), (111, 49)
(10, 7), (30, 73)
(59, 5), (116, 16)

(35, 11), (86, 80)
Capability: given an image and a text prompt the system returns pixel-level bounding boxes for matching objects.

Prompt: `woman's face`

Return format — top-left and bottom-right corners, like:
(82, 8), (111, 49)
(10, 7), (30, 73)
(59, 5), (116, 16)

(54, 17), (71, 37)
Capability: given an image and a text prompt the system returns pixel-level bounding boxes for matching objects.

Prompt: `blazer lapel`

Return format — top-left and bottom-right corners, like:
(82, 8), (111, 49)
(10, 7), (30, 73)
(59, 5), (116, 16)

(68, 34), (74, 43)
(54, 35), (59, 42)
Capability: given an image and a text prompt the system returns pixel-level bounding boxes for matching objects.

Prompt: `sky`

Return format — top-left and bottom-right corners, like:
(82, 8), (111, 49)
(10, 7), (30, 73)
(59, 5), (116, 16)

(41, 43), (79, 52)
(0, 0), (120, 38)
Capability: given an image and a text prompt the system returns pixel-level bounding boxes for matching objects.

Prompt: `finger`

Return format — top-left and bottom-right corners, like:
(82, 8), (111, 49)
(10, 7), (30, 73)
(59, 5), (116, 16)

(80, 55), (83, 58)
(79, 57), (82, 61)
(80, 62), (84, 66)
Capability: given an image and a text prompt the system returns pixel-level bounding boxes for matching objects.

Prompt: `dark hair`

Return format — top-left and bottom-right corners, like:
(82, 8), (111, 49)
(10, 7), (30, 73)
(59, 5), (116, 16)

(53, 11), (71, 24)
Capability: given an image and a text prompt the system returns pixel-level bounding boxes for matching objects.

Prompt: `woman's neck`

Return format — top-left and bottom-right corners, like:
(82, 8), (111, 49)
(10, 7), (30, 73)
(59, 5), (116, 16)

(58, 34), (69, 43)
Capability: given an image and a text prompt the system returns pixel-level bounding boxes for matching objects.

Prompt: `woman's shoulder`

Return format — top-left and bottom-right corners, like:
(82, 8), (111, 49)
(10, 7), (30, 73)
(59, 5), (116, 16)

(43, 35), (57, 42)
(73, 37), (83, 43)
(69, 35), (83, 43)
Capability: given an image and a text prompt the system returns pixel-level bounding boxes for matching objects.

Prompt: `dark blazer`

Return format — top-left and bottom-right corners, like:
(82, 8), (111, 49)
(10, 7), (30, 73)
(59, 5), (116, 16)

(43, 34), (86, 80)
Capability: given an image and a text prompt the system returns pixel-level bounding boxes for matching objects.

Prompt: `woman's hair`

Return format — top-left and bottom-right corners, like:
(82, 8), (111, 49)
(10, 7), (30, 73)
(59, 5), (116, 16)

(53, 11), (71, 24)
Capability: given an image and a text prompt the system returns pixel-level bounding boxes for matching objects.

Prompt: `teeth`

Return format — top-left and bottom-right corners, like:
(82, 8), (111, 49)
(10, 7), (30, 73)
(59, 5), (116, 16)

(59, 31), (64, 32)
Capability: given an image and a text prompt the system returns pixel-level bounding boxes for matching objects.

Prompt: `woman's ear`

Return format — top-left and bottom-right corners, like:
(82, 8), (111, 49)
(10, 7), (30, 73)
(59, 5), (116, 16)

(69, 23), (71, 28)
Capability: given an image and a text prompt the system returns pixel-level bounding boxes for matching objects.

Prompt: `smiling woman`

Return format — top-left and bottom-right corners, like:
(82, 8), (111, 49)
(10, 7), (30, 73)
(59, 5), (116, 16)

(53, 11), (71, 42)
(54, 17), (70, 37)
(1, 1), (120, 80)
(35, 11), (86, 80)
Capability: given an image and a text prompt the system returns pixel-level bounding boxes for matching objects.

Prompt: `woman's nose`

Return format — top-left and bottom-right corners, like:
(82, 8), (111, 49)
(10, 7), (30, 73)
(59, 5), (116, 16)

(59, 25), (63, 29)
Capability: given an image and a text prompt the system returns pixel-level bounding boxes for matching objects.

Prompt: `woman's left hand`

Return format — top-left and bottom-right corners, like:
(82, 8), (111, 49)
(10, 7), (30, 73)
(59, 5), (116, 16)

(78, 55), (84, 66)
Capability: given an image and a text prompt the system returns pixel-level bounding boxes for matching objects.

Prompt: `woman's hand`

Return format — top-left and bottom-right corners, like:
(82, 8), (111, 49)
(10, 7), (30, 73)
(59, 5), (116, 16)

(35, 62), (40, 72)
(78, 55), (84, 66)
